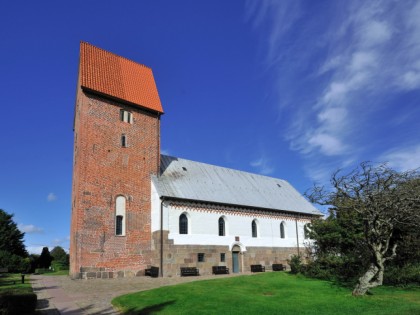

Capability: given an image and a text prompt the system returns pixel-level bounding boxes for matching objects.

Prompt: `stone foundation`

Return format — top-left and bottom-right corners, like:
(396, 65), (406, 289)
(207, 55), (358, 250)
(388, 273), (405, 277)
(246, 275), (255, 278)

(153, 231), (300, 277)
(73, 267), (146, 279)
(75, 230), (301, 279)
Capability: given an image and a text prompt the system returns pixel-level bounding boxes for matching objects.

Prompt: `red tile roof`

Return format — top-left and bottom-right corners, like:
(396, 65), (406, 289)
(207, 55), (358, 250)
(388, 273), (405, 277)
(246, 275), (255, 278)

(79, 42), (163, 113)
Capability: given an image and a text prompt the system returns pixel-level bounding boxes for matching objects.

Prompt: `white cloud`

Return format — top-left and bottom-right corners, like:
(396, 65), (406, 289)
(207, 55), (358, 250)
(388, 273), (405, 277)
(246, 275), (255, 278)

(250, 156), (274, 175)
(18, 224), (44, 234)
(401, 71), (420, 90)
(381, 144), (420, 171)
(47, 192), (57, 202)
(247, 0), (420, 184)
(26, 237), (70, 254)
(308, 133), (347, 156)
(360, 20), (392, 47)
(26, 246), (47, 255)
(52, 237), (69, 246)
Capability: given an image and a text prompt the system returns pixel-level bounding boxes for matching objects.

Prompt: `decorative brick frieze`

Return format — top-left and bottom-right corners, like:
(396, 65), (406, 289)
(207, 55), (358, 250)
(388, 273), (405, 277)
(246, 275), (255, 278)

(169, 200), (314, 222)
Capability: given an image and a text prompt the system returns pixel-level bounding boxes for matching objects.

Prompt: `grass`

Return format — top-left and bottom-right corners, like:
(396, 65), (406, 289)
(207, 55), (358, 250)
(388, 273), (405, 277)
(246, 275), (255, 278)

(0, 273), (32, 294)
(112, 273), (420, 315)
(41, 269), (69, 276)
(35, 268), (69, 276)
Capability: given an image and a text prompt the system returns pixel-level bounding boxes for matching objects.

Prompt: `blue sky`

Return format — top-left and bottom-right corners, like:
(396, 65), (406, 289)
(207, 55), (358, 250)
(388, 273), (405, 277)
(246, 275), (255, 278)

(1, 0), (419, 254)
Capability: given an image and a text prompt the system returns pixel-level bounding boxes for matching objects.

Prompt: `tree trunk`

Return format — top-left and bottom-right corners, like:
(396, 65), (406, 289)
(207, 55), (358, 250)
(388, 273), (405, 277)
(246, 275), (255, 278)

(352, 263), (384, 296)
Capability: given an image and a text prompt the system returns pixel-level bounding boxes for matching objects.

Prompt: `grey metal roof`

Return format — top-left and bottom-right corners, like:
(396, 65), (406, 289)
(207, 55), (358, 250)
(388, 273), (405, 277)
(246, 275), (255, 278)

(152, 155), (322, 216)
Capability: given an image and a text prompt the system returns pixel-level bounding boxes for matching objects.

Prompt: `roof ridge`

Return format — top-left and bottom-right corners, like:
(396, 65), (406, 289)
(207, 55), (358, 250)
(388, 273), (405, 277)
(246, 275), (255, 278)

(80, 41), (152, 71)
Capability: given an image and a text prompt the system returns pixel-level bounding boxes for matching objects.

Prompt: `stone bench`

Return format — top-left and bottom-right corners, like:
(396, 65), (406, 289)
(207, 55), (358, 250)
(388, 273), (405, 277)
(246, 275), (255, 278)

(0, 268), (8, 277)
(250, 264), (265, 272)
(180, 267), (199, 276)
(212, 266), (229, 275)
(145, 266), (159, 278)
(272, 264), (287, 271)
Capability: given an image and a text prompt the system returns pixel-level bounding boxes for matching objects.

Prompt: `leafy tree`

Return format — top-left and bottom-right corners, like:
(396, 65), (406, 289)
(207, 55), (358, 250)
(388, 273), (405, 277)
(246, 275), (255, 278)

(50, 246), (69, 271)
(306, 162), (420, 295)
(28, 254), (40, 273)
(50, 246), (67, 264)
(0, 209), (28, 257)
(303, 209), (370, 284)
(0, 250), (30, 272)
(38, 247), (52, 268)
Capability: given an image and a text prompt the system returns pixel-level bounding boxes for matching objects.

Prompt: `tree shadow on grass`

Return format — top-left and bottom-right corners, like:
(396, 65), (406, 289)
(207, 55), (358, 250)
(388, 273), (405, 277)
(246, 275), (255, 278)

(121, 300), (176, 315)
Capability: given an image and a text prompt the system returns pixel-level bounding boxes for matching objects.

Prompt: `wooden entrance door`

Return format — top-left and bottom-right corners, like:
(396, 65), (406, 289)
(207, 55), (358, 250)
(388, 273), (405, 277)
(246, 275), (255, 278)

(232, 252), (239, 273)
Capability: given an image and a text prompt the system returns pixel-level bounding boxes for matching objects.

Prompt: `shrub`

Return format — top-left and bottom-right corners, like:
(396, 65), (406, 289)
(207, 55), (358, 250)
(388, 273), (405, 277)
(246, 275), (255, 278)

(383, 264), (420, 286)
(0, 251), (29, 273)
(287, 255), (302, 274)
(34, 268), (51, 274)
(0, 291), (37, 315)
(300, 253), (365, 285)
(51, 261), (69, 272)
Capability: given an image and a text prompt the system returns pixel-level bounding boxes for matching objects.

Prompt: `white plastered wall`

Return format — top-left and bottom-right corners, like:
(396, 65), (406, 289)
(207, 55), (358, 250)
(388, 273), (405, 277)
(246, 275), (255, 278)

(151, 181), (311, 249)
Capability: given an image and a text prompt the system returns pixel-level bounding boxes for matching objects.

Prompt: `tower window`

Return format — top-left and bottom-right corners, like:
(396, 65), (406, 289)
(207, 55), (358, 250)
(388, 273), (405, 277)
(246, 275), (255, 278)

(220, 253), (226, 262)
(198, 253), (205, 262)
(121, 134), (127, 147)
(120, 110), (133, 123)
(115, 196), (126, 236)
(116, 215), (123, 236)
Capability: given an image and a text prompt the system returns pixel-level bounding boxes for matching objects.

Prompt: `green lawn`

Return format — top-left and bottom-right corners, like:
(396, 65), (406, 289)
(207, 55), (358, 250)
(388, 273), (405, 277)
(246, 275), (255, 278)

(112, 273), (420, 315)
(37, 269), (69, 276)
(0, 273), (32, 294)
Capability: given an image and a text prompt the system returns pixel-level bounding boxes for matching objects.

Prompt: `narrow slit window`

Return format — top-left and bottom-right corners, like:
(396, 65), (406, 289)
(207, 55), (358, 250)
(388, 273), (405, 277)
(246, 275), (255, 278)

(218, 217), (225, 236)
(304, 224), (311, 239)
(280, 222), (286, 239)
(252, 220), (258, 238)
(116, 215), (123, 236)
(115, 196), (126, 236)
(121, 134), (127, 147)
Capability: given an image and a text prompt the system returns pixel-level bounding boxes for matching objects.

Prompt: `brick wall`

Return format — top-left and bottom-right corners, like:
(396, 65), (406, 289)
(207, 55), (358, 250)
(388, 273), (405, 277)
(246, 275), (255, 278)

(70, 87), (160, 278)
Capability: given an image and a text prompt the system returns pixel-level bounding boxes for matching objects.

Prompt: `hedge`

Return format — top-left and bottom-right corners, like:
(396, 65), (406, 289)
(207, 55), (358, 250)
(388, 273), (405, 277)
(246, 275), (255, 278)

(0, 291), (37, 315)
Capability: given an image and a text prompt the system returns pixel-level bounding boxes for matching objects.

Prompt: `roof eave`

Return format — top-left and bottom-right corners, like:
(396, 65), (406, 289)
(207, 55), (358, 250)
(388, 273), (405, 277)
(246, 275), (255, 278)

(159, 194), (322, 218)
(81, 86), (164, 115)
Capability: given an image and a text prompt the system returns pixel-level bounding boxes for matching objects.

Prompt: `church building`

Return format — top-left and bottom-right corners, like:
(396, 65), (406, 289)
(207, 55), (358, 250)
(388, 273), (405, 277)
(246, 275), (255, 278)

(70, 42), (321, 279)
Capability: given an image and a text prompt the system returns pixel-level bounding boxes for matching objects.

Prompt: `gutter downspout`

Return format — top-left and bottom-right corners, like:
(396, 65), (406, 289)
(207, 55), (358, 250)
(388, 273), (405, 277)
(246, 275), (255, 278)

(160, 197), (165, 277)
(295, 218), (300, 256)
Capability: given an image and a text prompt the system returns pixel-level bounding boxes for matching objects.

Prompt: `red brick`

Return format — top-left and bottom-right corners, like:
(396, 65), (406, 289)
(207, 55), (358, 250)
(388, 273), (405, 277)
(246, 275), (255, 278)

(70, 86), (161, 278)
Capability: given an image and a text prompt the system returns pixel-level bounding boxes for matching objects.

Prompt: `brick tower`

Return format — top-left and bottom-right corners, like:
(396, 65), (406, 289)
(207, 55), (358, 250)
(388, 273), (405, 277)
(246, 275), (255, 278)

(70, 42), (164, 279)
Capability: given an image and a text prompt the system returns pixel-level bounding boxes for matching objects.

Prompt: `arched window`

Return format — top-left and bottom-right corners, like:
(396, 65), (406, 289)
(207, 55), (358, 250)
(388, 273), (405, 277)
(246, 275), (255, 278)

(304, 223), (311, 239)
(280, 222), (286, 239)
(115, 196), (126, 236)
(179, 213), (188, 234)
(252, 220), (258, 238)
(218, 217), (225, 236)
